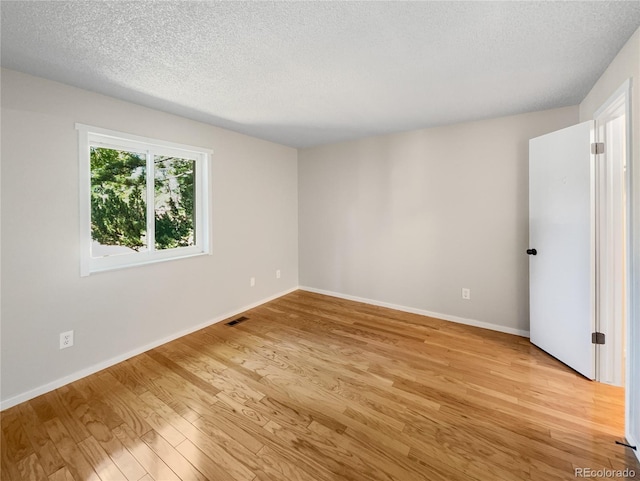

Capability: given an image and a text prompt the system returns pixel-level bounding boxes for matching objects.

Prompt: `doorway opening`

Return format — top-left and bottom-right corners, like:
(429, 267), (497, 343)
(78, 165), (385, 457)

(594, 79), (630, 390)
(593, 80), (634, 455)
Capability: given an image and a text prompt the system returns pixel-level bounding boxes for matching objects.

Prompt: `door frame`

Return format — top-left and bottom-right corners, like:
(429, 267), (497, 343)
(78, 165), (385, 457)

(593, 78), (632, 436)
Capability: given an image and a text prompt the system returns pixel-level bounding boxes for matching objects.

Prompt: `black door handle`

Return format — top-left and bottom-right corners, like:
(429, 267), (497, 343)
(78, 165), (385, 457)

(527, 248), (537, 255)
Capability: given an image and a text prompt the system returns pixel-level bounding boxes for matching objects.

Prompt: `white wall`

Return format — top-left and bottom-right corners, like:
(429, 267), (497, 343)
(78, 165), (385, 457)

(0, 69), (299, 408)
(580, 26), (640, 460)
(298, 106), (578, 335)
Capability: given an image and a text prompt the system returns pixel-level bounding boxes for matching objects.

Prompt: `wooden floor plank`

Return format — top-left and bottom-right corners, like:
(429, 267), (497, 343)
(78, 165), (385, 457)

(174, 439), (246, 481)
(255, 445), (322, 481)
(2, 406), (35, 463)
(112, 424), (180, 481)
(68, 390), (147, 481)
(140, 430), (207, 481)
(140, 392), (257, 481)
(191, 404), (268, 455)
(16, 451), (48, 481)
(2, 290), (637, 480)
(40, 392), (90, 445)
(42, 418), (99, 481)
(17, 402), (65, 476)
(76, 436), (128, 481)
(95, 377), (153, 439)
(1, 426), (22, 481)
(47, 467), (76, 481)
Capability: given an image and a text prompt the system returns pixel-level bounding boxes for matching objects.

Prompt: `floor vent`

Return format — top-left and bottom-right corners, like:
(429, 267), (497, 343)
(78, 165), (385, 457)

(226, 316), (249, 326)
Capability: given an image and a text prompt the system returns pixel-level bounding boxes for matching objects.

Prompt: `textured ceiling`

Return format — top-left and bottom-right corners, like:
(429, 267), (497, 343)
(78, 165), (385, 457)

(2, 1), (640, 148)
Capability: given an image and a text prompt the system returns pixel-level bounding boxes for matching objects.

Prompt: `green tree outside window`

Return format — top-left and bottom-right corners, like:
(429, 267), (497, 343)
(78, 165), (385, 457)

(90, 147), (195, 253)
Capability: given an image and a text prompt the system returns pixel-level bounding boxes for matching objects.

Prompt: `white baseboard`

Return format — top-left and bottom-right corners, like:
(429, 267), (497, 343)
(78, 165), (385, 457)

(299, 286), (530, 338)
(0, 287), (298, 411)
(0, 285), (530, 410)
(626, 433), (640, 464)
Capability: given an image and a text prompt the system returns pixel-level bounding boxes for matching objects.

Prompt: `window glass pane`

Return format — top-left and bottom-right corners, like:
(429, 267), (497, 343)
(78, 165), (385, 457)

(154, 156), (195, 250)
(90, 147), (147, 257)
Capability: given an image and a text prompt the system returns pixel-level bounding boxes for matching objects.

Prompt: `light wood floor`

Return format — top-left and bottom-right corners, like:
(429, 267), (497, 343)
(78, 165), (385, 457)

(2, 290), (638, 481)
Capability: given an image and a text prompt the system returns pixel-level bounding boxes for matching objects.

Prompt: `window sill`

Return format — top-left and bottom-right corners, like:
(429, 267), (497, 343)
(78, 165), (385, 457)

(82, 248), (210, 277)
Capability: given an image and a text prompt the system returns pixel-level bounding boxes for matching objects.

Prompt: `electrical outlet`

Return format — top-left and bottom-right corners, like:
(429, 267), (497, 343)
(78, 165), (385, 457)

(250, 277), (256, 287)
(60, 330), (74, 349)
(462, 288), (471, 300)
(276, 269), (281, 279)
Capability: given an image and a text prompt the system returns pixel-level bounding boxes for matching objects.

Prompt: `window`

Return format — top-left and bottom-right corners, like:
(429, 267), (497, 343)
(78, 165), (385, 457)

(77, 124), (211, 276)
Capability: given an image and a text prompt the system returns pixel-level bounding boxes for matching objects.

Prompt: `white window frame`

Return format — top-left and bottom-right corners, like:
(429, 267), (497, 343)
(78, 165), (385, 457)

(77, 124), (212, 276)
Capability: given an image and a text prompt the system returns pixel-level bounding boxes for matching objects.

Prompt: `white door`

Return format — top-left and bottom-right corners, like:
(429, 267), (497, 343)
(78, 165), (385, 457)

(529, 121), (595, 379)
